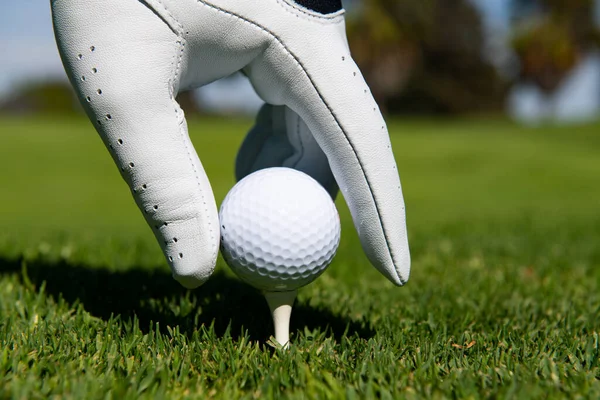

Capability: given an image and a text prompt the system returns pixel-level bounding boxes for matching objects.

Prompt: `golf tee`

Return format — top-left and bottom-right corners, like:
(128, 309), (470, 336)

(264, 290), (297, 348)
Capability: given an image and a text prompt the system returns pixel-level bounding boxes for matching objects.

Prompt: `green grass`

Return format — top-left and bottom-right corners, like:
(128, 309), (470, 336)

(0, 115), (599, 399)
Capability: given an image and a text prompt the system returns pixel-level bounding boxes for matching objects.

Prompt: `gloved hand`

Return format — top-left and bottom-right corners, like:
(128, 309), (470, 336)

(50, 0), (411, 289)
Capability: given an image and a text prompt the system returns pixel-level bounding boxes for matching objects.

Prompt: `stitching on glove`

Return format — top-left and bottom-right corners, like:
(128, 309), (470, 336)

(276, 0), (345, 23)
(139, 1), (218, 265)
(170, 38), (218, 261)
(142, 0), (219, 264)
(174, 39), (186, 92)
(142, 0), (184, 35)
(195, 1), (406, 284)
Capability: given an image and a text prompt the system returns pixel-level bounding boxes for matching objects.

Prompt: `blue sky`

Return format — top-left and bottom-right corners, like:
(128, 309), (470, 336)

(0, 1), (64, 96)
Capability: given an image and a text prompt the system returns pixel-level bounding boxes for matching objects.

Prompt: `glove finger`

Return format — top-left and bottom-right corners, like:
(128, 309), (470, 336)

(245, 12), (410, 285)
(235, 104), (338, 198)
(52, 0), (219, 289)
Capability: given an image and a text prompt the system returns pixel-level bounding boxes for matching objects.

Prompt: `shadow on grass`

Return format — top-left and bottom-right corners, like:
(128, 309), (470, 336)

(0, 257), (373, 342)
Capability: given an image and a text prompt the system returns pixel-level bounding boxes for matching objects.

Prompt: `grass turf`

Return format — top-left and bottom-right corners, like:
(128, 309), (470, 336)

(0, 115), (599, 399)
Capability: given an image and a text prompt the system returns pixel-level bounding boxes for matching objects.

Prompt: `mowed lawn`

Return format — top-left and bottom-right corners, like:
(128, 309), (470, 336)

(0, 115), (599, 399)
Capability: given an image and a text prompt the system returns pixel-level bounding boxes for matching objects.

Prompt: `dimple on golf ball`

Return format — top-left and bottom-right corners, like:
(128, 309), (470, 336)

(219, 167), (341, 292)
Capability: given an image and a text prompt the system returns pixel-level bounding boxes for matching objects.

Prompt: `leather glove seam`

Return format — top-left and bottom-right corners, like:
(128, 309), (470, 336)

(173, 114), (219, 262)
(142, 0), (185, 36)
(168, 35), (219, 262)
(196, 1), (406, 285)
(144, 0), (221, 269)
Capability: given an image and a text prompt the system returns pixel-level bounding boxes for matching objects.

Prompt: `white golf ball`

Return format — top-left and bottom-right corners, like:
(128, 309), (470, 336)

(219, 167), (341, 292)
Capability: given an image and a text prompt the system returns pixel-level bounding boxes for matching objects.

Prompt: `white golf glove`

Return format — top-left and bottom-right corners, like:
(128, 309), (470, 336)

(51, 0), (411, 289)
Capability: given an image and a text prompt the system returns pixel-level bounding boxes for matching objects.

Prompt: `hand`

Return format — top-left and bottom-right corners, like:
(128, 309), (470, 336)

(50, 0), (411, 289)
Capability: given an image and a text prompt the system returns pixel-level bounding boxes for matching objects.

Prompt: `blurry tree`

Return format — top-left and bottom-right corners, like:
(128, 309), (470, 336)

(510, 0), (600, 92)
(0, 80), (82, 115)
(0, 81), (202, 116)
(346, 0), (506, 114)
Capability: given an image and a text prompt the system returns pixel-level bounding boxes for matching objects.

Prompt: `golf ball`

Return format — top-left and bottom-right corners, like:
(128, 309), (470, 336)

(219, 167), (340, 292)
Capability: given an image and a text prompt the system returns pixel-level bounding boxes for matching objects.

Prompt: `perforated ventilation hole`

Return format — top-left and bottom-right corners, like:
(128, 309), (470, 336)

(163, 222), (168, 227)
(153, 205), (158, 210)
(97, 120), (102, 125)
(142, 184), (147, 189)
(129, 162), (134, 168)
(106, 114), (112, 120)
(353, 72), (357, 76)
(173, 238), (178, 243)
(364, 89), (367, 94)
(90, 46), (95, 52)
(81, 76), (86, 82)
(97, 89), (102, 95)
(168, 256), (173, 262)
(117, 139), (123, 145)
(92, 68), (97, 73)
(77, 54), (83, 60)
(109, 144), (113, 149)
(342, 56), (345, 61)
(86, 96), (91, 102)
(178, 253), (183, 259)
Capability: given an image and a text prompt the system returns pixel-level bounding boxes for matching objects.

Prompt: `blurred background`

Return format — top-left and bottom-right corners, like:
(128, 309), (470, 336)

(1, 0), (599, 123)
(1, 0), (599, 257)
